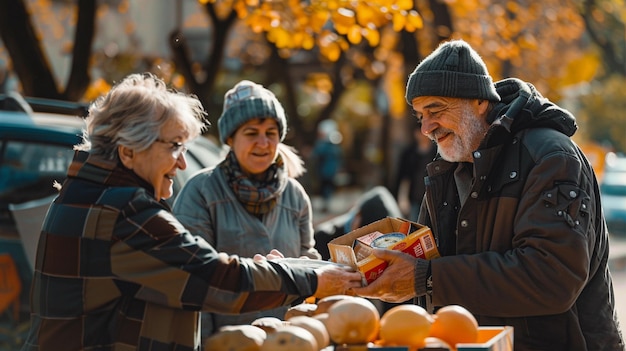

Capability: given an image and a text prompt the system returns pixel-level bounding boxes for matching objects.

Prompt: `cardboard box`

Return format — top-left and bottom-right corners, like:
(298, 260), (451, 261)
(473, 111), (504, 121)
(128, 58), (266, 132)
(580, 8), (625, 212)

(326, 326), (514, 351)
(456, 326), (514, 351)
(328, 217), (440, 284)
(406, 326), (514, 351)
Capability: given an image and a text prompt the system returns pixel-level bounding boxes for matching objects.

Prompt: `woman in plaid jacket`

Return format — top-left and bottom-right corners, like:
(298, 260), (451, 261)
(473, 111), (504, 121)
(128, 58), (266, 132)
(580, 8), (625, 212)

(21, 73), (362, 351)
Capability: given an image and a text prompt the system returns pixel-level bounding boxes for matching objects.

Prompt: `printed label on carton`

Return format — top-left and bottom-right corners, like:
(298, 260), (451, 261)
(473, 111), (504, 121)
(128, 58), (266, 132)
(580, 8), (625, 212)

(327, 217), (440, 284)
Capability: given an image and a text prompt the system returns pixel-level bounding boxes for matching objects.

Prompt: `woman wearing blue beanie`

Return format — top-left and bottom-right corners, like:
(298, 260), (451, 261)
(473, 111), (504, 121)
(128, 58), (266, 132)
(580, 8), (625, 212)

(172, 80), (320, 341)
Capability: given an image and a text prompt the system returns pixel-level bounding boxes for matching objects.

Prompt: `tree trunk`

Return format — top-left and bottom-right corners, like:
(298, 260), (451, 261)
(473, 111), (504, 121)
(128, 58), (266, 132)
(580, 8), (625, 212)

(64, 0), (96, 101)
(0, 0), (95, 100)
(0, 0), (59, 98)
(169, 3), (238, 139)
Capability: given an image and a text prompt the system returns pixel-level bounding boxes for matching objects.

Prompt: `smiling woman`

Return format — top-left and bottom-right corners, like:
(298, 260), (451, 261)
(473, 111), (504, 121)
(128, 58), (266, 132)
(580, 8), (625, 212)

(173, 80), (322, 341)
(20, 73), (363, 351)
(126, 120), (192, 200)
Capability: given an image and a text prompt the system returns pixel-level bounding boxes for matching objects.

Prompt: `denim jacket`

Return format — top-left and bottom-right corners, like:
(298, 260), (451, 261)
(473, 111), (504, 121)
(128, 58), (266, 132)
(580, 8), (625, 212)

(173, 165), (319, 332)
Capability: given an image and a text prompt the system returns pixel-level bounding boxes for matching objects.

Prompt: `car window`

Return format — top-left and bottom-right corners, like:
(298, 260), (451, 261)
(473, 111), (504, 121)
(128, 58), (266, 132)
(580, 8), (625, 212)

(0, 139), (74, 206)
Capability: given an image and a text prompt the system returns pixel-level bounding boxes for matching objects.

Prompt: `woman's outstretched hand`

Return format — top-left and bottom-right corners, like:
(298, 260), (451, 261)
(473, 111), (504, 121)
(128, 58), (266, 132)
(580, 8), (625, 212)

(253, 249), (285, 262)
(313, 264), (363, 299)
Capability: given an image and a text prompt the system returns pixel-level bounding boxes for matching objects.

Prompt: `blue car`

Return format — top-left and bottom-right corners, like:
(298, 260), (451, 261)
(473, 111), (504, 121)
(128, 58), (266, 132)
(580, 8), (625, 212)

(0, 93), (86, 346)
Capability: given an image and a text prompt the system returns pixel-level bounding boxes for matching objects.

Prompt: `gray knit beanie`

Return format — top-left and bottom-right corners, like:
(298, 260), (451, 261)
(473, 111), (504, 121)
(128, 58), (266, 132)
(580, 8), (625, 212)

(405, 39), (500, 104)
(218, 80), (287, 144)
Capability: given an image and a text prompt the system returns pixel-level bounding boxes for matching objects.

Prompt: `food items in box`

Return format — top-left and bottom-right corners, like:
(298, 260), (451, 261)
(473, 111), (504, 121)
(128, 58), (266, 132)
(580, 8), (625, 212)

(328, 217), (440, 284)
(371, 232), (406, 248)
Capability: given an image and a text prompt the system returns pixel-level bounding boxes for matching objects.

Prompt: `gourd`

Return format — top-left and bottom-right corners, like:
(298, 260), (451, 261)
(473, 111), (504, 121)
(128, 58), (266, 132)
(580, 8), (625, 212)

(314, 294), (354, 315)
(324, 296), (380, 344)
(284, 303), (318, 319)
(204, 324), (266, 351)
(287, 315), (330, 349)
(251, 316), (285, 334)
(259, 325), (318, 351)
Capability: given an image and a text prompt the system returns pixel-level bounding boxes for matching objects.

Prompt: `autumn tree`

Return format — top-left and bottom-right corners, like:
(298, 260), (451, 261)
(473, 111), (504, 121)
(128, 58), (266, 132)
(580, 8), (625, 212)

(442, 0), (593, 99)
(0, 0), (95, 100)
(576, 0), (626, 153)
(171, 1), (423, 130)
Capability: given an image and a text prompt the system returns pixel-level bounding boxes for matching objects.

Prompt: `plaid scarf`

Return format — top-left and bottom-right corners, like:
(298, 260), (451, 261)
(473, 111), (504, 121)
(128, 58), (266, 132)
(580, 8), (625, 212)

(219, 150), (287, 216)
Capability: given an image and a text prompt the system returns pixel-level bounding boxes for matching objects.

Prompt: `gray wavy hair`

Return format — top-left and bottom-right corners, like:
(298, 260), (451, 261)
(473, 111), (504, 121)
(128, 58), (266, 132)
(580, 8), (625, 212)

(76, 72), (207, 160)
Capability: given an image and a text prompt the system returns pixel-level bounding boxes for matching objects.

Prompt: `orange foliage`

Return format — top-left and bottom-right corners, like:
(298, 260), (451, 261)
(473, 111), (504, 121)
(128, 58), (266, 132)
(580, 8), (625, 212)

(444, 0), (593, 100)
(204, 0), (424, 62)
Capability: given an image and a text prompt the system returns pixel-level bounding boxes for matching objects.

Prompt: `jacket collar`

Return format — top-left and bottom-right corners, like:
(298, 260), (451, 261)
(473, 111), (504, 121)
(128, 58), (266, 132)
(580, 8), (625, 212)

(486, 78), (577, 142)
(67, 150), (155, 196)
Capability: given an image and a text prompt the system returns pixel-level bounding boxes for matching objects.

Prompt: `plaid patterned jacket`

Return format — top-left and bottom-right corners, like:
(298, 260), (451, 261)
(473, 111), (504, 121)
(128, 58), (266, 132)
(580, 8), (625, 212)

(21, 151), (316, 351)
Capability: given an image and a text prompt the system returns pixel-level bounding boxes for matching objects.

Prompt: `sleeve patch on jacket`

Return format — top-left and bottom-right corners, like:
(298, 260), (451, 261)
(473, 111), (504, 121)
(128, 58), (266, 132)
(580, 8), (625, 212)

(542, 183), (590, 230)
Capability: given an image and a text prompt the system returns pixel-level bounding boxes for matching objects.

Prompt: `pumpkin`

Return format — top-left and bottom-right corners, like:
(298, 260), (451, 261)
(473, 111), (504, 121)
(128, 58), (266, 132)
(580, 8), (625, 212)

(325, 297), (380, 344)
(204, 324), (266, 351)
(259, 325), (318, 351)
(251, 316), (286, 334)
(284, 303), (318, 319)
(287, 315), (330, 349)
(314, 294), (355, 315)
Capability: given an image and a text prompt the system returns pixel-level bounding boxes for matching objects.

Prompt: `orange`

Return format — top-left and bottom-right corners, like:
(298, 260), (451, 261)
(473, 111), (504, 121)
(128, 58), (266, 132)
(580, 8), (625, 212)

(379, 304), (434, 349)
(429, 305), (479, 349)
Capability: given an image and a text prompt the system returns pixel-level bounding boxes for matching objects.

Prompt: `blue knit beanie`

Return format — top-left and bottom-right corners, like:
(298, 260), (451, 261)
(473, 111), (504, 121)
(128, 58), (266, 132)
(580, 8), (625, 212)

(218, 80), (287, 144)
(405, 39), (500, 104)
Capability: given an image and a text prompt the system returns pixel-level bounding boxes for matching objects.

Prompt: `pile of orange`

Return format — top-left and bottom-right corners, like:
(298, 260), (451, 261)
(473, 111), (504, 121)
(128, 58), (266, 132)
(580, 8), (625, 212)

(378, 304), (478, 350)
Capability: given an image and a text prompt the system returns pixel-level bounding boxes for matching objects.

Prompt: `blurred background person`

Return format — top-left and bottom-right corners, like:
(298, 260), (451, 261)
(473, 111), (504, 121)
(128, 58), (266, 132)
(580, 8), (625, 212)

(314, 185), (402, 261)
(393, 121), (437, 221)
(21, 73), (362, 351)
(173, 80), (320, 338)
(310, 119), (343, 213)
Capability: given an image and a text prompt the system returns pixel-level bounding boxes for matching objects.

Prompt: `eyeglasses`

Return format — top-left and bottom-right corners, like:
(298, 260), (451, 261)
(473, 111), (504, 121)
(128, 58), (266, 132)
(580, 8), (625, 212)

(155, 139), (188, 158)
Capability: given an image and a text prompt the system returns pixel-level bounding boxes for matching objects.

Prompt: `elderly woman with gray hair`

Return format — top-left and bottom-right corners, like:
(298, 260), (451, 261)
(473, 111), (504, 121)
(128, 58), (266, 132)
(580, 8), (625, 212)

(21, 73), (362, 351)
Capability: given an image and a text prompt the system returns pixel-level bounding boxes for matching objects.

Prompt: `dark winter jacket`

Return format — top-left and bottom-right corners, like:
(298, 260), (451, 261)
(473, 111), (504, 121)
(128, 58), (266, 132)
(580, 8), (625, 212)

(418, 78), (624, 350)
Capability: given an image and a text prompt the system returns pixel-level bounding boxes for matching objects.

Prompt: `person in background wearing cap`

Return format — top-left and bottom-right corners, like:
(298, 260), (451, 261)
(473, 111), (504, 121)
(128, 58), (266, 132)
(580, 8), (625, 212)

(20, 73), (363, 351)
(353, 40), (624, 350)
(173, 80), (321, 338)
